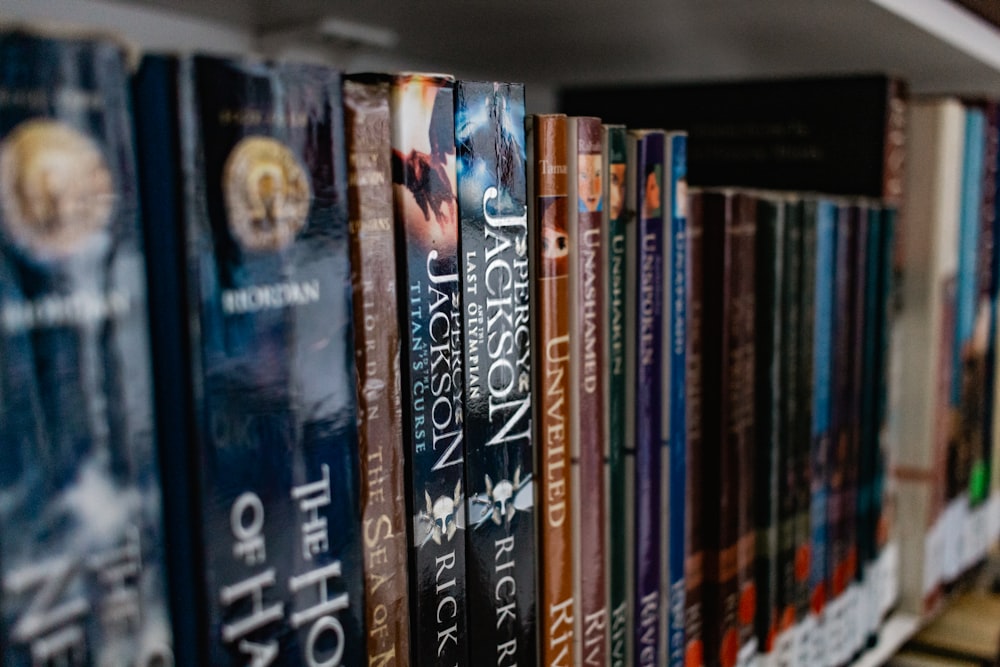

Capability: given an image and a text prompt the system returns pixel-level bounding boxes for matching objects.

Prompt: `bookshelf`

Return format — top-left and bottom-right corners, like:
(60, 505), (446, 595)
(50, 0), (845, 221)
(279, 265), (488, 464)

(2, 0), (1000, 665)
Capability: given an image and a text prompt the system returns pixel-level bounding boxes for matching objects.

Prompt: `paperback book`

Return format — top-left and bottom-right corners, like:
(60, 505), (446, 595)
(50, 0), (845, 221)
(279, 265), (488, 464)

(0, 27), (173, 666)
(390, 72), (468, 667)
(135, 54), (364, 665)
(455, 79), (537, 667)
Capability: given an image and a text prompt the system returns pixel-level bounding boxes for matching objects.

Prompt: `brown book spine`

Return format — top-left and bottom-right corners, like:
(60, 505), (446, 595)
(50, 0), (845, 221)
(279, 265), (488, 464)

(531, 114), (576, 667)
(344, 75), (412, 667)
(686, 191), (706, 667)
(699, 190), (756, 667)
(731, 194), (758, 660)
(569, 117), (610, 667)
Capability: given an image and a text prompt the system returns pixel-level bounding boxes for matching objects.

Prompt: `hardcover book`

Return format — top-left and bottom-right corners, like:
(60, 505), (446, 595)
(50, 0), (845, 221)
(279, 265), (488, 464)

(0, 27), (173, 666)
(603, 123), (631, 667)
(134, 54), (364, 665)
(528, 113), (576, 667)
(560, 75), (907, 203)
(567, 116), (609, 667)
(629, 129), (666, 667)
(455, 80), (536, 667)
(389, 73), (468, 667)
(343, 73), (412, 666)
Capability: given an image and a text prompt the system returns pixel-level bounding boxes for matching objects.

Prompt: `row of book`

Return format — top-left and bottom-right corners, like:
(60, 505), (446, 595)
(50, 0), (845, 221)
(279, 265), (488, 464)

(896, 96), (1000, 617)
(2, 24), (1000, 667)
(562, 75), (1000, 654)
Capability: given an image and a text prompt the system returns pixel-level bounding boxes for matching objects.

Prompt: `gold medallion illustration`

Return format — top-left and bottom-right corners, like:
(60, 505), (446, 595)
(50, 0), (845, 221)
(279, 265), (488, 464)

(223, 136), (311, 252)
(0, 119), (114, 259)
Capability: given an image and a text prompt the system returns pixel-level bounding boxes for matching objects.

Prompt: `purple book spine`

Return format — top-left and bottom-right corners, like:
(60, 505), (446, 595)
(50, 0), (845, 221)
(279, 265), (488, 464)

(632, 130), (666, 667)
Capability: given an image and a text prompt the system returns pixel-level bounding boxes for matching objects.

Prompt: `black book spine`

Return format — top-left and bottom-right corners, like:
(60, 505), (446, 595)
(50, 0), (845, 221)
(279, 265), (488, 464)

(456, 80), (536, 666)
(391, 73), (469, 667)
(753, 196), (783, 658)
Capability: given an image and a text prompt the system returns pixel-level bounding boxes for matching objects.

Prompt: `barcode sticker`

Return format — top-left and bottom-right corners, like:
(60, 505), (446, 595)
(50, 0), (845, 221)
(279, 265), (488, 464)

(808, 613), (827, 667)
(825, 594), (847, 666)
(881, 541), (900, 615)
(737, 637), (759, 667)
(941, 499), (965, 582)
(968, 504), (989, 568)
(773, 625), (796, 667)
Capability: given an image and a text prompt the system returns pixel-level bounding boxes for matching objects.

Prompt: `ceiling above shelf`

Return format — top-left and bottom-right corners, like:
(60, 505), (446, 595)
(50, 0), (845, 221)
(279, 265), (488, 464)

(4, 0), (1000, 96)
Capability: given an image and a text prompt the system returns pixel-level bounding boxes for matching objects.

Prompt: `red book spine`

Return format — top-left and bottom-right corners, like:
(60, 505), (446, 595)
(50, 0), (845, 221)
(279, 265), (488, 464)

(569, 117), (609, 666)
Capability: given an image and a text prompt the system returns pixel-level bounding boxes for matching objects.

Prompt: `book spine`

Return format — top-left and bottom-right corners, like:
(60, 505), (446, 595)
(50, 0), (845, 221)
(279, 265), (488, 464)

(858, 207), (883, 644)
(778, 199), (804, 660)
(828, 204), (854, 641)
(0, 31), (173, 666)
(343, 74), (412, 667)
(977, 102), (998, 505)
(808, 199), (837, 667)
(794, 200), (816, 645)
(568, 117), (609, 667)
(731, 194), (758, 667)
(949, 108), (986, 504)
(699, 190), (755, 667)
(631, 130), (666, 667)
(845, 204), (869, 660)
(134, 53), (201, 667)
(182, 55), (365, 665)
(531, 113), (576, 667)
(665, 132), (689, 667)
(753, 197), (783, 661)
(623, 133), (639, 667)
(390, 73), (468, 667)
(604, 124), (630, 667)
(873, 206), (896, 613)
(455, 80), (536, 667)
(686, 191), (706, 667)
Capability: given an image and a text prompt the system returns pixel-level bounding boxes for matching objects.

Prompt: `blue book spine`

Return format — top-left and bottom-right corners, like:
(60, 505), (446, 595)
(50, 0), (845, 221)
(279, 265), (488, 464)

(951, 108), (985, 503)
(666, 132), (688, 667)
(956, 110), (986, 407)
(632, 130), (665, 667)
(809, 200), (836, 621)
(0, 29), (173, 665)
(135, 54), (364, 666)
